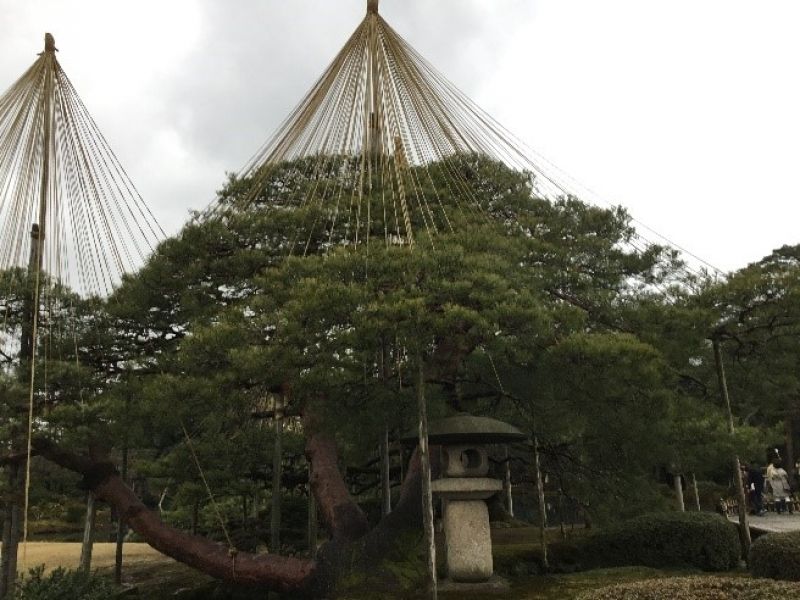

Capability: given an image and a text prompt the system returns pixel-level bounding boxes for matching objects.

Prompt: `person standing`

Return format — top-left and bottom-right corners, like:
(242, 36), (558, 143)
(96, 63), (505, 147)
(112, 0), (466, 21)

(747, 462), (766, 516)
(770, 459), (793, 514)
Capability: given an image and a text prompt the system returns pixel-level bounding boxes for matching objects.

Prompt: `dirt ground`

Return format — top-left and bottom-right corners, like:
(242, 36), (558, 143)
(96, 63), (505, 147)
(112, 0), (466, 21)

(8, 542), (166, 573)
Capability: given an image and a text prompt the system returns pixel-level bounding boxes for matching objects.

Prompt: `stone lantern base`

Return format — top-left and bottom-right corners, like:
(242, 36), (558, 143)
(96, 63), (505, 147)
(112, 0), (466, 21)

(443, 500), (493, 581)
(432, 477), (503, 583)
(438, 576), (510, 595)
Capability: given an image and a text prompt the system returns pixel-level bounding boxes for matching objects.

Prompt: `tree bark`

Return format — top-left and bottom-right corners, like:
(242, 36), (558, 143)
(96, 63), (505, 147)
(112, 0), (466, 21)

(0, 464), (21, 599)
(32, 437), (315, 593)
(304, 423), (368, 543)
(79, 493), (97, 573)
(307, 487), (318, 557)
(26, 411), (430, 596)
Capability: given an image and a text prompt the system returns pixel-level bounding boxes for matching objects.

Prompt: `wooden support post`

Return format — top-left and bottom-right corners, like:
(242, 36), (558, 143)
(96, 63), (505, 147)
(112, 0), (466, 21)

(786, 414), (796, 488)
(503, 447), (514, 517)
(558, 488), (566, 541)
(270, 395), (284, 552)
(380, 427), (391, 516)
(533, 435), (548, 570)
(691, 473), (701, 512)
(79, 493), (97, 573)
(713, 337), (751, 553)
(114, 440), (129, 584)
(417, 357), (437, 600)
(673, 473), (685, 512)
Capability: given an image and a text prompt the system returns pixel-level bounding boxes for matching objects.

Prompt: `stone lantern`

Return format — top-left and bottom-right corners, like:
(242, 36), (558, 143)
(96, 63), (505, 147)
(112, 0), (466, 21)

(404, 414), (527, 586)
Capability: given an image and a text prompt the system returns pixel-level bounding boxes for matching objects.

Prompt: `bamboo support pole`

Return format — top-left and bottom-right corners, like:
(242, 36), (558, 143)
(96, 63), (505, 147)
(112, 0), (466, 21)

(712, 337), (751, 553)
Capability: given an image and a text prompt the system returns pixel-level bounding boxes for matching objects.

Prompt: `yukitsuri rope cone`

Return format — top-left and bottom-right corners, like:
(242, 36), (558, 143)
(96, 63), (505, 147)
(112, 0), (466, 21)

(0, 34), (163, 295)
(212, 0), (579, 253)
(0, 33), (163, 591)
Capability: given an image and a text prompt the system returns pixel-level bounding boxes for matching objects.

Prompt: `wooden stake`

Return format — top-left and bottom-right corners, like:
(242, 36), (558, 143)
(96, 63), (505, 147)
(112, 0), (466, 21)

(533, 435), (548, 570)
(79, 493), (97, 573)
(380, 427), (392, 516)
(712, 337), (751, 553)
(417, 356), (437, 599)
(691, 472), (701, 512)
(673, 474), (685, 512)
(503, 447), (514, 517)
(270, 395), (284, 552)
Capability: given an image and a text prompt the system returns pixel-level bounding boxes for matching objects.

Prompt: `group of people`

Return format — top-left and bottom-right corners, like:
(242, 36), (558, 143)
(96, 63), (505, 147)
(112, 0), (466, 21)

(744, 458), (794, 516)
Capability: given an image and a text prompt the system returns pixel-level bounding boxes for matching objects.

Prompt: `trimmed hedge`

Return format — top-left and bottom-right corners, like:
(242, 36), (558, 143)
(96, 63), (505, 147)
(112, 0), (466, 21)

(580, 512), (740, 571)
(576, 576), (800, 600)
(750, 530), (800, 581)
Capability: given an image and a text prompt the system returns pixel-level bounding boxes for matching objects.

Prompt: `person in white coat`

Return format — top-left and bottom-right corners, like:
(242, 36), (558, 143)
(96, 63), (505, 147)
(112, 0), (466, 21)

(770, 459), (793, 514)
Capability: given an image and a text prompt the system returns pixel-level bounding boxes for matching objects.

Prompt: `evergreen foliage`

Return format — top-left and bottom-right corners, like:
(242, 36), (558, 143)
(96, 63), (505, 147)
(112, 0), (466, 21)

(13, 567), (117, 600)
(750, 531), (800, 581)
(579, 512), (740, 572)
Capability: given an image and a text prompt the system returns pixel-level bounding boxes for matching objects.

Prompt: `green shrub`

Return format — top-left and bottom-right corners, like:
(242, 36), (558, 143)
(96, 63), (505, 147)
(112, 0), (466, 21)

(580, 512), (740, 571)
(14, 567), (117, 600)
(576, 576), (800, 599)
(750, 530), (800, 581)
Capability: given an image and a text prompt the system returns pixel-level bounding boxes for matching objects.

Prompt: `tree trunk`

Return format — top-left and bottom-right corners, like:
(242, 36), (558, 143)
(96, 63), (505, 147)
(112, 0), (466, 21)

(533, 435), (548, 570)
(691, 473), (701, 512)
(27, 413), (433, 596)
(271, 396), (284, 552)
(79, 493), (97, 573)
(34, 437), (315, 592)
(307, 487), (318, 557)
(0, 464), (21, 599)
(304, 427), (368, 543)
(673, 474), (685, 512)
(416, 357), (437, 600)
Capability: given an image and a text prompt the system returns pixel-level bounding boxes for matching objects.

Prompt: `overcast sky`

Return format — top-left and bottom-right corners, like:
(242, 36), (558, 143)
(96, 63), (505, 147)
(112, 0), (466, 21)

(1, 0), (797, 274)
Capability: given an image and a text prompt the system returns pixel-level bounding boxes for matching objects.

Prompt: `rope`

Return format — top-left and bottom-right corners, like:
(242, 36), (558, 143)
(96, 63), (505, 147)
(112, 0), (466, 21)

(180, 419), (238, 579)
(485, 347), (506, 396)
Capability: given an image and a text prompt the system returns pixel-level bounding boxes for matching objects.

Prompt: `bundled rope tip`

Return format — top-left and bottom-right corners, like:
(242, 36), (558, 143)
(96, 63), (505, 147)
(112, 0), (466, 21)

(367, 0), (379, 15)
(44, 33), (58, 53)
